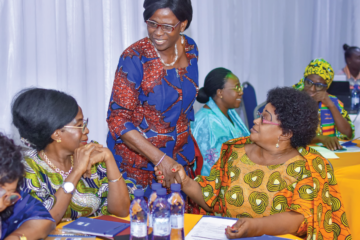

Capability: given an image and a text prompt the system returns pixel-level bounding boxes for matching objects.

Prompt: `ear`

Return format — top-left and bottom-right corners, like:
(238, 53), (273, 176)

(279, 130), (293, 142)
(216, 88), (223, 99)
(50, 129), (63, 142)
(180, 20), (188, 32)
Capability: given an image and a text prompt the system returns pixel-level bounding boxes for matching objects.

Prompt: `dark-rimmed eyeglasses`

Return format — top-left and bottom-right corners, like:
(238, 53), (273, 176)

(146, 20), (181, 33)
(64, 118), (88, 133)
(257, 111), (279, 125)
(304, 78), (327, 91)
(0, 187), (21, 206)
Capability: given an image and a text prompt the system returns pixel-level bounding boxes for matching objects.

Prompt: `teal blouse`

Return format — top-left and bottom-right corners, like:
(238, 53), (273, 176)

(191, 97), (250, 176)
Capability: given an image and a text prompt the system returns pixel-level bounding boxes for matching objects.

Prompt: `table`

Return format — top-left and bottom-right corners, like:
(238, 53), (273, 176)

(327, 141), (360, 240)
(57, 143), (360, 240)
(57, 214), (299, 239)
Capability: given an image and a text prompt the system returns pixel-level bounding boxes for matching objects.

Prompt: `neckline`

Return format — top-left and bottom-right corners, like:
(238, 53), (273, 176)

(147, 35), (193, 71)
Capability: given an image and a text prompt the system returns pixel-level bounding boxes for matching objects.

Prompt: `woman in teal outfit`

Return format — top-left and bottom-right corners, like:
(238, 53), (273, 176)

(192, 68), (249, 176)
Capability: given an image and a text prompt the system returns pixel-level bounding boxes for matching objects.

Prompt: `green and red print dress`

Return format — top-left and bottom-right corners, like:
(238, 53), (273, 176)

(107, 35), (199, 198)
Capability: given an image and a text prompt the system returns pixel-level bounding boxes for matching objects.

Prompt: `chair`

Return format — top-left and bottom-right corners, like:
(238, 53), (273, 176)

(242, 82), (257, 129)
(253, 101), (266, 120)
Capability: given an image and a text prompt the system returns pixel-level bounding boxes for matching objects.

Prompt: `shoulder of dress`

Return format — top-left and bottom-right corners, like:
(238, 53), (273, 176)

(121, 37), (158, 60)
(223, 136), (251, 145)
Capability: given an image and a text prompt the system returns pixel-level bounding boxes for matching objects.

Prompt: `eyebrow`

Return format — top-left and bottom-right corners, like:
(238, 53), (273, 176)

(265, 110), (272, 121)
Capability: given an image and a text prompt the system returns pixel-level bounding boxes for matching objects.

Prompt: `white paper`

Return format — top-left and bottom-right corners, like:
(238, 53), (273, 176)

(309, 146), (339, 159)
(185, 217), (237, 240)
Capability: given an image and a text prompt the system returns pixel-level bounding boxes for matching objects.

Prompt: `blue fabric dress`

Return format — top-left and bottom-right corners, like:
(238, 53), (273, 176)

(107, 35), (199, 198)
(191, 97), (250, 176)
(1, 191), (54, 239)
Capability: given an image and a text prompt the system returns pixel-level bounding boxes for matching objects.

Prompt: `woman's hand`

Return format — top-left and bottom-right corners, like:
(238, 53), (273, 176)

(318, 135), (342, 151)
(312, 91), (333, 106)
(154, 163), (187, 187)
(72, 143), (102, 177)
(225, 218), (255, 239)
(156, 156), (183, 188)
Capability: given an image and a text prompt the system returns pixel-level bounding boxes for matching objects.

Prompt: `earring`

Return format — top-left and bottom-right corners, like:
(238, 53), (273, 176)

(220, 96), (223, 99)
(181, 33), (184, 44)
(56, 139), (62, 143)
(276, 137), (280, 148)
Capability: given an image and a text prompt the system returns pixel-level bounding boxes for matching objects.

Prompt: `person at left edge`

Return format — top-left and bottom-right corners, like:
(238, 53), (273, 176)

(106, 0), (198, 198)
(12, 88), (130, 224)
(0, 133), (55, 240)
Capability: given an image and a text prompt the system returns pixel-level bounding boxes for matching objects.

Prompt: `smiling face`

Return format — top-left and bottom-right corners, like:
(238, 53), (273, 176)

(0, 180), (19, 212)
(57, 106), (89, 153)
(303, 74), (327, 98)
(250, 103), (283, 147)
(147, 8), (187, 52)
(220, 74), (243, 109)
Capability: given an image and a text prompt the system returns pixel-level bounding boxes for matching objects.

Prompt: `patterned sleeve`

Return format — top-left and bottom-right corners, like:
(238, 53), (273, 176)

(335, 99), (354, 140)
(21, 157), (57, 210)
(94, 162), (110, 216)
(106, 52), (144, 140)
(194, 143), (232, 215)
(279, 148), (352, 239)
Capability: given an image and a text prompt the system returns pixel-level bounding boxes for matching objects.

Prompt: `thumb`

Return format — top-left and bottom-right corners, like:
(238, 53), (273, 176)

(171, 164), (182, 173)
(154, 166), (158, 171)
(232, 218), (245, 229)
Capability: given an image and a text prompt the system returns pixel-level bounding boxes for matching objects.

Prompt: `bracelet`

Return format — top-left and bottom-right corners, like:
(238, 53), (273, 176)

(155, 153), (166, 167)
(109, 173), (123, 183)
(19, 235), (27, 240)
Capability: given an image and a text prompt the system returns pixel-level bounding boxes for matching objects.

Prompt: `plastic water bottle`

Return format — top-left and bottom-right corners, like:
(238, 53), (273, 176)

(152, 188), (171, 240)
(168, 184), (185, 240)
(130, 189), (149, 240)
(351, 84), (360, 113)
(148, 183), (162, 237)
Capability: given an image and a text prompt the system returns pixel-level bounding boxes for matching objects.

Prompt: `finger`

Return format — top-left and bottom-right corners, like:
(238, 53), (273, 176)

(154, 170), (163, 176)
(156, 175), (165, 181)
(225, 226), (242, 239)
(334, 138), (342, 150)
(329, 140), (337, 151)
(232, 219), (245, 229)
(154, 166), (158, 171)
(165, 178), (171, 188)
(171, 164), (182, 173)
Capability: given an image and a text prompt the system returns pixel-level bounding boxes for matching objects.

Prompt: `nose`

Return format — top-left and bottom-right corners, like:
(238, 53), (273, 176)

(238, 91), (243, 97)
(253, 117), (261, 125)
(154, 26), (165, 36)
(84, 126), (90, 135)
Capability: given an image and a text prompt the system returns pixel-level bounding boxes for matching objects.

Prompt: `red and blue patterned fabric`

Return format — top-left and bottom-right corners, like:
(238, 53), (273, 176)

(107, 35), (199, 198)
(1, 191), (54, 239)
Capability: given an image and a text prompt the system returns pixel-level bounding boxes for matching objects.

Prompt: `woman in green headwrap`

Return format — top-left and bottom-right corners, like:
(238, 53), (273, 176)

(293, 58), (354, 150)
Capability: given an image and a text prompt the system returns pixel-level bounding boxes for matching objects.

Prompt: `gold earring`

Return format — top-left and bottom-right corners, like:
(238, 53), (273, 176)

(220, 96), (223, 99)
(276, 137), (280, 148)
(56, 139), (61, 143)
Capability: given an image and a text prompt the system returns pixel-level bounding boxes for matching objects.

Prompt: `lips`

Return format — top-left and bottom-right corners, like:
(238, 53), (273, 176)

(250, 128), (258, 133)
(81, 139), (88, 145)
(154, 39), (167, 45)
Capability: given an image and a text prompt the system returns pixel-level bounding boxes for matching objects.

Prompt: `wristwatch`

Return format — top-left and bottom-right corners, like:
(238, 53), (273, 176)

(61, 182), (75, 194)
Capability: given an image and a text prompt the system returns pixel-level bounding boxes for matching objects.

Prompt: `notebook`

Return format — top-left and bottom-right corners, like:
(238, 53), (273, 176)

(62, 217), (130, 238)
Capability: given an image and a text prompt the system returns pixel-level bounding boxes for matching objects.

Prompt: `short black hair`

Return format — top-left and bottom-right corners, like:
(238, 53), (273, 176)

(12, 88), (78, 151)
(0, 133), (24, 219)
(143, 0), (192, 30)
(266, 87), (318, 148)
(197, 67), (232, 103)
(343, 44), (360, 60)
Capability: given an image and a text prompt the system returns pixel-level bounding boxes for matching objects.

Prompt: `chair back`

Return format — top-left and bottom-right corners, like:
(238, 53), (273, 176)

(242, 82), (257, 129)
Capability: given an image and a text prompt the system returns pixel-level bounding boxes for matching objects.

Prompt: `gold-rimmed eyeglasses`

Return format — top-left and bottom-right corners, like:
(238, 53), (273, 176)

(64, 118), (88, 133)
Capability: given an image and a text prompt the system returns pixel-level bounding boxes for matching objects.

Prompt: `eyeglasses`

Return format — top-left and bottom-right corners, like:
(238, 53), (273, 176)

(64, 118), (88, 133)
(146, 20), (181, 33)
(230, 85), (243, 93)
(257, 111), (279, 125)
(0, 187), (21, 206)
(304, 78), (327, 91)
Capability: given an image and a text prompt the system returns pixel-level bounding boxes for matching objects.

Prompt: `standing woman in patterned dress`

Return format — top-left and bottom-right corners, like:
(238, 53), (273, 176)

(107, 0), (198, 198)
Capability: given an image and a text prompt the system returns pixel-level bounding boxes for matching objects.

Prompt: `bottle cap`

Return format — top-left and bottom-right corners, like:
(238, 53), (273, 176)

(152, 183), (162, 191)
(134, 189), (144, 198)
(171, 183), (181, 192)
(156, 188), (167, 196)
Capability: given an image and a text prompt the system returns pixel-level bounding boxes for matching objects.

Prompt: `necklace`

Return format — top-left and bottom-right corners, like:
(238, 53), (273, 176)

(41, 151), (74, 179)
(150, 38), (178, 67)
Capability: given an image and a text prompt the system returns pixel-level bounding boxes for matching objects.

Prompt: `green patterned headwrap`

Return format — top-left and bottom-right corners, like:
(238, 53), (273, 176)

(293, 58), (334, 90)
